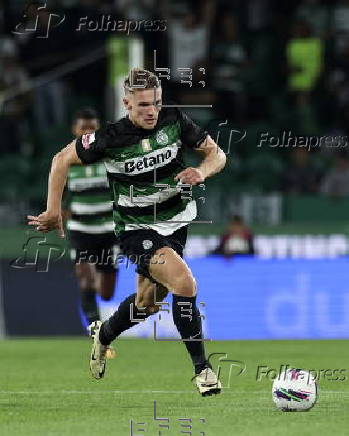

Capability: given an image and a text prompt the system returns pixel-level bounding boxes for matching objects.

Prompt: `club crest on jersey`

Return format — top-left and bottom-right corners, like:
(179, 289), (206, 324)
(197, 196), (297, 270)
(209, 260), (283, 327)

(141, 139), (152, 152)
(142, 240), (153, 250)
(82, 132), (95, 150)
(156, 130), (168, 146)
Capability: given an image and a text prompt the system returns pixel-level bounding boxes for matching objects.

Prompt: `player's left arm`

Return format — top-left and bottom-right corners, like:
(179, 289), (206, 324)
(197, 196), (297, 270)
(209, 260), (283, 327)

(175, 135), (226, 185)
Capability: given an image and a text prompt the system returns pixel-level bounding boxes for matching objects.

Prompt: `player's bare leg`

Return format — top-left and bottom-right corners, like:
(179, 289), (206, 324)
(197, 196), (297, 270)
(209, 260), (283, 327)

(135, 274), (168, 314)
(148, 247), (221, 396)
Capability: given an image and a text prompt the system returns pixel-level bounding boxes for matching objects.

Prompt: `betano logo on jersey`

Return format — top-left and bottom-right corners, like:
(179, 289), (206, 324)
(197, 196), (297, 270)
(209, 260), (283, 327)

(125, 149), (172, 173)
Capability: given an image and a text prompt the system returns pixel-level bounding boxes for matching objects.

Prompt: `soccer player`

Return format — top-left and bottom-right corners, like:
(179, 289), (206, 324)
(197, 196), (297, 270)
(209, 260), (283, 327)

(66, 108), (118, 334)
(27, 68), (226, 396)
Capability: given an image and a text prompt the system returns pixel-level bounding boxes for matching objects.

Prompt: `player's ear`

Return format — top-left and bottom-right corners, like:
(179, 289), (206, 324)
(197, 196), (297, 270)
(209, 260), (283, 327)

(123, 97), (132, 111)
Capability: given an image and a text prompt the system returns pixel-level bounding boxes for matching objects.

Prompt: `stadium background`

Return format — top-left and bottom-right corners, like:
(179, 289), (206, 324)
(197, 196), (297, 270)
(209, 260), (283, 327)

(1, 1), (349, 436)
(1, 0), (349, 339)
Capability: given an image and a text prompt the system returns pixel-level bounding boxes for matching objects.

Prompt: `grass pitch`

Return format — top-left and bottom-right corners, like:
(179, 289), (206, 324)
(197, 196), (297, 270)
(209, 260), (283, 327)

(0, 338), (348, 436)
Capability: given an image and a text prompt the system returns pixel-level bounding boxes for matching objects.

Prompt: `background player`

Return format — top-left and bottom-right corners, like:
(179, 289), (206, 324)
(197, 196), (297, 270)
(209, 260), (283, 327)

(27, 69), (226, 396)
(66, 108), (118, 338)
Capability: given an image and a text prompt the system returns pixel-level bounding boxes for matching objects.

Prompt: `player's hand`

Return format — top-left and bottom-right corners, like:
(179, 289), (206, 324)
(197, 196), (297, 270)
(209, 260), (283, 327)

(27, 211), (65, 238)
(174, 167), (205, 185)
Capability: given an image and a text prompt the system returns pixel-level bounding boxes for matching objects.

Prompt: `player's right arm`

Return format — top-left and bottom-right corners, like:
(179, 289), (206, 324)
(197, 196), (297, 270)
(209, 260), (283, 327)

(27, 140), (81, 237)
(27, 125), (112, 237)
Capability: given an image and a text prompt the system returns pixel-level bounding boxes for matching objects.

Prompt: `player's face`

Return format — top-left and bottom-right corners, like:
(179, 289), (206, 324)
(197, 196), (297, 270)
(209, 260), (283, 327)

(125, 88), (162, 130)
(72, 118), (99, 137)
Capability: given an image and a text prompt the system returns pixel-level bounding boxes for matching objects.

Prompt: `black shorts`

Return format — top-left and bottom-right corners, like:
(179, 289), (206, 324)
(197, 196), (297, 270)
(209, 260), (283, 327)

(69, 230), (118, 273)
(117, 226), (188, 280)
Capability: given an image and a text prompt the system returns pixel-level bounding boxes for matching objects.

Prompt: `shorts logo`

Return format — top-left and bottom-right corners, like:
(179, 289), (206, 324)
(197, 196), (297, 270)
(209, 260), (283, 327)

(142, 240), (153, 250)
(82, 132), (95, 150)
(156, 130), (168, 146)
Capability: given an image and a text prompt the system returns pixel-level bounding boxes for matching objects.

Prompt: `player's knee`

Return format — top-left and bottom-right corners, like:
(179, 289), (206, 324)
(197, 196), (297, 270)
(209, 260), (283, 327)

(135, 295), (147, 308)
(135, 296), (159, 315)
(172, 272), (196, 297)
(136, 294), (153, 308)
(147, 305), (160, 314)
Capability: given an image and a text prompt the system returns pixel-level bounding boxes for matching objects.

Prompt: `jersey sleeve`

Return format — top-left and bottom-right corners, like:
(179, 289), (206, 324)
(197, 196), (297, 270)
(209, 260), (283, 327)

(75, 127), (108, 164)
(178, 109), (208, 148)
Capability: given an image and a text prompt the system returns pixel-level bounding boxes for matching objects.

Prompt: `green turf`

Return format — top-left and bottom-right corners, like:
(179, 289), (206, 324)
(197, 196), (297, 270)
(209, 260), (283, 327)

(0, 338), (348, 436)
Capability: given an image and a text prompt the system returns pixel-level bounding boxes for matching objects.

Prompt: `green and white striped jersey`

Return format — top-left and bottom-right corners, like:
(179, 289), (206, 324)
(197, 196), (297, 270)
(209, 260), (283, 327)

(75, 107), (207, 236)
(66, 162), (114, 234)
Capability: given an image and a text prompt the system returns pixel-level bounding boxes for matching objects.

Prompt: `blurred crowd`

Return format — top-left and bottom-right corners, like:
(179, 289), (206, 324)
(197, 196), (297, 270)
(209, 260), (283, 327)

(2, 0), (349, 199)
(211, 215), (255, 256)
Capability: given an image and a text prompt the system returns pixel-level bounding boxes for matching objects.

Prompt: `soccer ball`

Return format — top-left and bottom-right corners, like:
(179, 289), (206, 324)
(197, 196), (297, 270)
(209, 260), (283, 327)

(272, 368), (318, 412)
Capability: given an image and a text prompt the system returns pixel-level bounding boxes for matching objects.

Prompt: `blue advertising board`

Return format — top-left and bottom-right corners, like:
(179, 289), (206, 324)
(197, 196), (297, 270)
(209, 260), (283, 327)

(99, 256), (349, 340)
